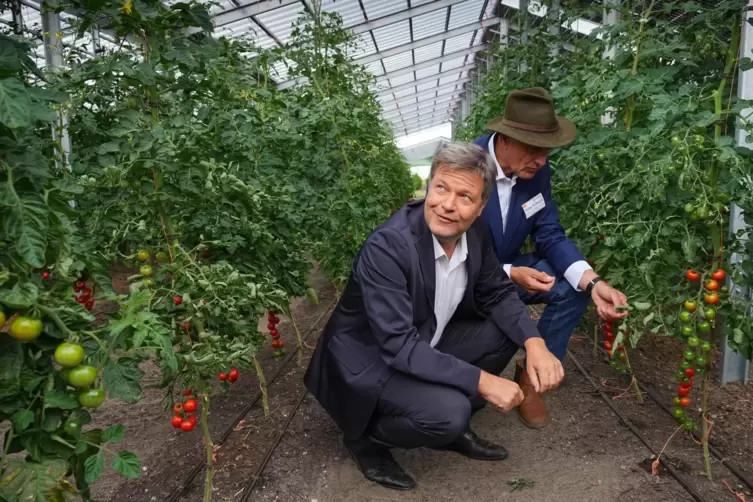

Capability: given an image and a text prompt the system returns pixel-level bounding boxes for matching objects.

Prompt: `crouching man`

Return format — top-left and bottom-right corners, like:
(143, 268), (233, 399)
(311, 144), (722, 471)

(303, 141), (564, 491)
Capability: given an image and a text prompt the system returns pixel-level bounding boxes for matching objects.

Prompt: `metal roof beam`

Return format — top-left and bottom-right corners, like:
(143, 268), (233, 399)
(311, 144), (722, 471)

(376, 45), (487, 84)
(394, 114), (452, 132)
(358, 17), (501, 64)
(350, 0), (470, 35)
(213, 0), (301, 28)
(377, 63), (475, 96)
(391, 104), (454, 125)
(378, 78), (470, 106)
(383, 96), (458, 121)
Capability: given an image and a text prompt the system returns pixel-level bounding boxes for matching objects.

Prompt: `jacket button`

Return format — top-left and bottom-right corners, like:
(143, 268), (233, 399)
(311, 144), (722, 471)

(377, 380), (383, 387)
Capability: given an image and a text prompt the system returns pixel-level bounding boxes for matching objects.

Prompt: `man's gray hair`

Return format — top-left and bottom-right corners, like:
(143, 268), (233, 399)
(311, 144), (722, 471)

(429, 141), (496, 201)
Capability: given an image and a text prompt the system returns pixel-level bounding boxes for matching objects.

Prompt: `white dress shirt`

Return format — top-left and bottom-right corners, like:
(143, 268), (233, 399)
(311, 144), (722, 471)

(488, 133), (592, 291)
(430, 233), (468, 348)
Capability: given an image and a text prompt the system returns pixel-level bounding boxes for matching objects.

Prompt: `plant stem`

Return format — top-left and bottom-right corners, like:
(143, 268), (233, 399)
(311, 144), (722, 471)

(38, 305), (75, 338)
(252, 356), (269, 417)
(201, 392), (214, 502)
(624, 0), (656, 131)
(593, 325), (599, 358)
(1, 427), (13, 472)
(622, 349), (644, 404)
(700, 372), (712, 480)
(285, 306), (304, 366)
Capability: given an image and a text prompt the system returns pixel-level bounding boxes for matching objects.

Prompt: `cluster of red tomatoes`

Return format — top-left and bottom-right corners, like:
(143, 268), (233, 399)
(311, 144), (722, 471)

(602, 321), (629, 373)
(268, 311), (285, 354)
(218, 368), (239, 383)
(72, 280), (96, 311)
(171, 390), (199, 432)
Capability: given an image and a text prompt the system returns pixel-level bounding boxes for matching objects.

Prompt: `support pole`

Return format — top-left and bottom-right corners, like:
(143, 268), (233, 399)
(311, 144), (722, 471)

(719, 5), (751, 385)
(600, 0), (620, 125)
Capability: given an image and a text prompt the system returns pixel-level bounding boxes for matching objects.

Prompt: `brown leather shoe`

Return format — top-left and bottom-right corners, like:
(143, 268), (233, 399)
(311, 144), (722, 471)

(513, 359), (549, 429)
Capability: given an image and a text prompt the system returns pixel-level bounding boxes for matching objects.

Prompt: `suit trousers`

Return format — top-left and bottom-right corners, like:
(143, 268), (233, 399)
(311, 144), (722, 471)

(365, 318), (519, 450)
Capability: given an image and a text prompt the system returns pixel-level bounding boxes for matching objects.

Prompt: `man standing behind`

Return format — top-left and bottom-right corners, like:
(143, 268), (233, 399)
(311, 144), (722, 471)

(473, 87), (628, 429)
(304, 142), (564, 491)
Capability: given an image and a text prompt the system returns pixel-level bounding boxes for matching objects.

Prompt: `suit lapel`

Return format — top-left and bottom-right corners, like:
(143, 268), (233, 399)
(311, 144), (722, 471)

(412, 209), (436, 310)
(481, 182), (506, 256)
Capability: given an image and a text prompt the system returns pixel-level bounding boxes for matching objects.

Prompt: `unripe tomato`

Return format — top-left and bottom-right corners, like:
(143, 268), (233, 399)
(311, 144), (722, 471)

(78, 388), (105, 408)
(9, 317), (44, 342)
(697, 321), (711, 334)
(181, 420), (195, 432)
(705, 280), (719, 291)
(701, 341), (712, 352)
(672, 407), (685, 420)
(156, 251), (169, 262)
(68, 365), (98, 388)
(0, 310), (5, 329)
(681, 325), (693, 337)
(183, 398), (198, 413)
(679, 311), (692, 323)
(228, 368), (239, 382)
(64, 419), (81, 437)
(685, 269), (700, 281)
(140, 265), (153, 277)
(54, 343), (84, 368)
(695, 354), (709, 367)
(711, 269), (726, 281)
(137, 249), (150, 261)
(703, 293), (719, 305)
(683, 300), (697, 312)
(171, 416), (183, 428)
(687, 335), (700, 347)
(683, 349), (696, 361)
(704, 307), (716, 321)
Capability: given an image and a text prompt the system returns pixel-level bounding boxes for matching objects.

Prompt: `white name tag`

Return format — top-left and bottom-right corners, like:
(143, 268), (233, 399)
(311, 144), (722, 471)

(522, 193), (546, 219)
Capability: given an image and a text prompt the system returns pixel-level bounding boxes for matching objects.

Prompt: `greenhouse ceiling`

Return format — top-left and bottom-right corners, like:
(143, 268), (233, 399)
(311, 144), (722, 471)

(2, 0), (611, 137)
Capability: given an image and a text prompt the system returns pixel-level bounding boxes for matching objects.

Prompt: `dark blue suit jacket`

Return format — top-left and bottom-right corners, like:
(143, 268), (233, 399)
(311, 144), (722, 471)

(473, 133), (585, 276)
(303, 200), (541, 440)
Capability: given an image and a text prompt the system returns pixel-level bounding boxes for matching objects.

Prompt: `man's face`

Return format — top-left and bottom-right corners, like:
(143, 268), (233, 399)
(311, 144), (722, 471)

(424, 165), (486, 242)
(499, 136), (551, 179)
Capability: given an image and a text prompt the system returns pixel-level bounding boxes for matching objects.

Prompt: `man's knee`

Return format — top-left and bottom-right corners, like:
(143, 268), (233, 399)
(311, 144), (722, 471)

(415, 397), (471, 446)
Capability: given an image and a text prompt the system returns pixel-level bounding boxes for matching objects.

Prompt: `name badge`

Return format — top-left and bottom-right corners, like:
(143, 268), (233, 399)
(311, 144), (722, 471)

(522, 193), (546, 219)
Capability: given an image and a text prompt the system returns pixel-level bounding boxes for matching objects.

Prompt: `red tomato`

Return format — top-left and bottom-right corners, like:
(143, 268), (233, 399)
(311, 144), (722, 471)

(705, 280), (719, 291)
(171, 416), (183, 428)
(183, 398), (198, 413)
(704, 293), (719, 305)
(228, 369), (239, 382)
(267, 322), (276, 331)
(183, 389), (192, 396)
(685, 269), (700, 281)
(604, 341), (613, 350)
(278, 340), (285, 349)
(81, 288), (92, 300)
(684, 368), (695, 378)
(604, 324), (613, 333)
(272, 339), (280, 349)
(219, 372), (227, 382)
(270, 329), (279, 337)
(173, 295), (183, 306)
(182, 322), (191, 330)
(677, 386), (691, 397)
(679, 397), (691, 407)
(181, 420), (195, 432)
(617, 345), (624, 352)
(605, 332), (615, 341)
(173, 403), (183, 415)
(187, 415), (197, 426)
(711, 269), (726, 281)
(42, 272), (50, 280)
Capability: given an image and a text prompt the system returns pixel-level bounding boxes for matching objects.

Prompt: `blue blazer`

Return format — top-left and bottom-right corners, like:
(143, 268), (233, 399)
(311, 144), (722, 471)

(303, 200), (541, 440)
(473, 133), (585, 276)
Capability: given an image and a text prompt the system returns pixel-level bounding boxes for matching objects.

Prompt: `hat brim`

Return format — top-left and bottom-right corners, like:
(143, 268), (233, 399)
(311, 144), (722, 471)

(485, 115), (576, 149)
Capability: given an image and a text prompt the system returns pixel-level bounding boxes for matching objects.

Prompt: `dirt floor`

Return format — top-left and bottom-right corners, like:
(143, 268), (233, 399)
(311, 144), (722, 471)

(46, 266), (753, 502)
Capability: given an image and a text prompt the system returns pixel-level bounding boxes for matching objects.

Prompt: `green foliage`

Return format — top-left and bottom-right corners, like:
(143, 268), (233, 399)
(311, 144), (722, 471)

(455, 0), (753, 359)
(412, 173), (423, 191)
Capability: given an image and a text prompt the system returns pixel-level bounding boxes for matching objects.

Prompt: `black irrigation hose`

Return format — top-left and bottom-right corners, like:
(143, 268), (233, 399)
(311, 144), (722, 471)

(566, 349), (708, 502)
(165, 298), (336, 502)
(239, 388), (310, 502)
(590, 343), (753, 492)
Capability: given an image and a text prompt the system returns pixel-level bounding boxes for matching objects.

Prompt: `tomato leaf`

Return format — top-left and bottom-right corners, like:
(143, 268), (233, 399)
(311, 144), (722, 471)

(10, 409), (34, 431)
(43, 390), (79, 410)
(111, 451), (141, 479)
(0, 77), (32, 129)
(102, 424), (125, 443)
(103, 357), (144, 404)
(633, 301), (652, 311)
(0, 281), (39, 309)
(41, 408), (63, 432)
(0, 458), (72, 501)
(0, 334), (23, 400)
(84, 452), (105, 484)
(0, 187), (49, 268)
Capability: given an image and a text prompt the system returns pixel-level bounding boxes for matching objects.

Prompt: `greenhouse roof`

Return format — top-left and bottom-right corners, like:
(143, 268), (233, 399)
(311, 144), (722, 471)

(0, 0), (660, 137)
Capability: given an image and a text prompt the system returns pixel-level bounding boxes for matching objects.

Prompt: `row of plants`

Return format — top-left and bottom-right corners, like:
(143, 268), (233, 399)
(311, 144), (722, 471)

(455, 0), (752, 481)
(0, 0), (413, 500)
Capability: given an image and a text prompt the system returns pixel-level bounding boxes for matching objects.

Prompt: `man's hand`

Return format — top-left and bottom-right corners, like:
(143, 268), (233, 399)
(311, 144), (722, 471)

(592, 281), (628, 323)
(477, 371), (525, 413)
(510, 266), (555, 293)
(523, 338), (564, 393)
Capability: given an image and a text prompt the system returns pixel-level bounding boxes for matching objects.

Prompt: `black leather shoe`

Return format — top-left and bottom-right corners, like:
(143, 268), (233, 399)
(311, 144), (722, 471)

(344, 438), (416, 490)
(439, 429), (509, 461)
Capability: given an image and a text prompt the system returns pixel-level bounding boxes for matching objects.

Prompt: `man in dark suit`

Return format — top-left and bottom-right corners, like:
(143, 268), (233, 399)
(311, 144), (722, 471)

(304, 141), (564, 491)
(472, 87), (628, 429)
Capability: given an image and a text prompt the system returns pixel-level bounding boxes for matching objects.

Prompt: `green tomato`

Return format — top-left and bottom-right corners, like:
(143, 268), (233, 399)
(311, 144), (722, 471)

(675, 369), (685, 380)
(78, 388), (105, 409)
(695, 355), (708, 367)
(672, 396), (681, 406)
(155, 251), (169, 262)
(64, 419), (81, 437)
(704, 307), (716, 321)
(684, 203), (695, 214)
(701, 341), (712, 352)
(679, 311), (692, 323)
(683, 349), (696, 361)
(687, 336), (700, 348)
(683, 300), (697, 313)
(681, 325), (694, 337)
(672, 407), (685, 420)
(680, 359), (692, 370)
(140, 265), (153, 277)
(697, 321), (711, 334)
(683, 421), (696, 431)
(68, 365), (98, 388)
(671, 135), (681, 146)
(54, 343), (84, 368)
(9, 317), (44, 342)
(137, 249), (150, 261)
(60, 368), (72, 384)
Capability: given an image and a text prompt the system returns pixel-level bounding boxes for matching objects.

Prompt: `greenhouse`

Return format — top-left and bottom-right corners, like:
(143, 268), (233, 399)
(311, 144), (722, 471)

(1, 0), (752, 500)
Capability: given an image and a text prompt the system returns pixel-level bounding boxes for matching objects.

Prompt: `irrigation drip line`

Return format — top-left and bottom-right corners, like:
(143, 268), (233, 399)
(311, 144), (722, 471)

(590, 342), (753, 493)
(566, 349), (708, 502)
(239, 388), (310, 502)
(165, 298), (336, 502)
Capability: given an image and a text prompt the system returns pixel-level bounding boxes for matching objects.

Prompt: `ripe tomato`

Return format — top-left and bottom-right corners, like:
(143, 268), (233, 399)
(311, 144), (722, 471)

(703, 293), (719, 305)
(685, 269), (700, 281)
(270, 329), (279, 338)
(140, 265), (153, 277)
(85, 299), (95, 308)
(677, 386), (691, 397)
(42, 271), (50, 280)
(705, 280), (719, 291)
(9, 317), (44, 342)
(173, 403), (183, 414)
(137, 249), (150, 261)
(605, 332), (615, 341)
(181, 322), (191, 330)
(711, 269), (726, 281)
(267, 322), (275, 331)
(228, 369), (239, 382)
(183, 389), (192, 396)
(171, 415), (183, 428)
(219, 372), (227, 382)
(679, 397), (691, 407)
(603, 323), (613, 333)
(187, 415), (197, 426)
(181, 420), (195, 432)
(278, 340), (285, 349)
(684, 367), (696, 378)
(617, 345), (624, 352)
(54, 343), (84, 368)
(683, 300), (697, 312)
(68, 365), (98, 388)
(183, 398), (198, 413)
(173, 295), (183, 306)
(75, 281), (86, 290)
(78, 388), (106, 408)
(81, 288), (92, 300)
(268, 311), (276, 321)
(272, 339), (280, 349)
(604, 341), (613, 351)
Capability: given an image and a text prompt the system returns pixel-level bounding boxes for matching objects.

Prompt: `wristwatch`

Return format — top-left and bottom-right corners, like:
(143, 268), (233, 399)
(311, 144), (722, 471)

(585, 277), (603, 295)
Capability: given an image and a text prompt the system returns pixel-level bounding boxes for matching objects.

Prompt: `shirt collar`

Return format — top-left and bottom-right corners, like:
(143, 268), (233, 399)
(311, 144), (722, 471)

(488, 133), (518, 182)
(432, 232), (468, 262)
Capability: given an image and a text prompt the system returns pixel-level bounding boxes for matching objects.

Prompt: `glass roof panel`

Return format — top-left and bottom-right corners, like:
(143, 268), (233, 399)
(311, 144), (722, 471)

(372, 19), (412, 51)
(411, 8), (448, 40)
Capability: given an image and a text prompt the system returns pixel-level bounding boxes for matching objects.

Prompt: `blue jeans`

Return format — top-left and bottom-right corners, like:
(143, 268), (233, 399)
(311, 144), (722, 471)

(512, 253), (591, 361)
